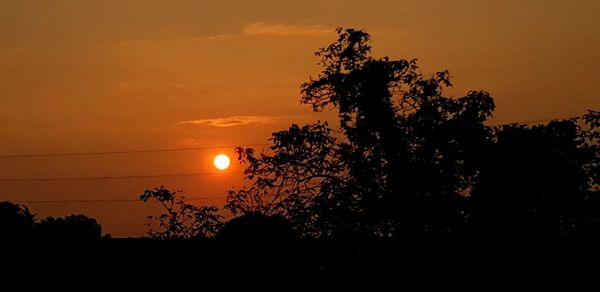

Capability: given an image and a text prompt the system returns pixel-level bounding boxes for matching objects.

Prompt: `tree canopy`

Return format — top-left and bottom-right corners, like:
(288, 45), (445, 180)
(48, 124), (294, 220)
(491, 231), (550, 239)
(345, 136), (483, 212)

(36, 214), (102, 240)
(224, 28), (599, 239)
(0, 201), (105, 241)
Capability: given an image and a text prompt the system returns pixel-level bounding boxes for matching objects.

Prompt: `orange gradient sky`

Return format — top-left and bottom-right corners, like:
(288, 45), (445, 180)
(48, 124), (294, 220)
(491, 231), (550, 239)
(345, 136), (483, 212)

(1, 0), (599, 236)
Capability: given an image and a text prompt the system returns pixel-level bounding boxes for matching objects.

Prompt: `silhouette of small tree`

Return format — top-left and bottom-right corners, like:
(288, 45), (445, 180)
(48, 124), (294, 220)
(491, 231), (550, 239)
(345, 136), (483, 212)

(140, 186), (223, 239)
(0, 201), (36, 240)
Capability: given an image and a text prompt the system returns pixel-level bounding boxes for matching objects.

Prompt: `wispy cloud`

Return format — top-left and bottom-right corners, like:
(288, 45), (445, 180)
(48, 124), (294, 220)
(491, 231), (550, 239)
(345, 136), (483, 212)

(192, 34), (231, 41)
(242, 22), (332, 36)
(176, 115), (279, 128)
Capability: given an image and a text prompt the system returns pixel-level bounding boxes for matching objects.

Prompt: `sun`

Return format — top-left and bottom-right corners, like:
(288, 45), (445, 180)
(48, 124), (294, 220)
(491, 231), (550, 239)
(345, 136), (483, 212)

(213, 154), (231, 170)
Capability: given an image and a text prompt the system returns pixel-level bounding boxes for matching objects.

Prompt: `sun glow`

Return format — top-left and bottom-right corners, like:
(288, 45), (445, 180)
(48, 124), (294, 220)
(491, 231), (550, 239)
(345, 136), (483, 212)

(213, 154), (231, 170)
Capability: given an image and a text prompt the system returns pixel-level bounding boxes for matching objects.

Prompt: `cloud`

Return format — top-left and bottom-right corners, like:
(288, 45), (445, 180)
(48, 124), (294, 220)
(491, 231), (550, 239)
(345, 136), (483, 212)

(242, 22), (332, 36)
(191, 34), (231, 41)
(176, 115), (279, 128)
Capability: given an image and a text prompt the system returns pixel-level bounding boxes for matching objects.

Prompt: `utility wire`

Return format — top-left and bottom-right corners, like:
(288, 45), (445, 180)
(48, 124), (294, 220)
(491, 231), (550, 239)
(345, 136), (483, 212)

(12, 196), (222, 204)
(0, 117), (589, 182)
(0, 117), (583, 159)
(0, 171), (244, 182)
(0, 143), (271, 159)
(451, 56), (600, 74)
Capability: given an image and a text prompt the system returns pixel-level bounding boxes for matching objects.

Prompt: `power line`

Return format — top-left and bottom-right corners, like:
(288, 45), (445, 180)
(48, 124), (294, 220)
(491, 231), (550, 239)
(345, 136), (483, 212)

(0, 171), (243, 182)
(0, 143), (271, 159)
(11, 196), (223, 204)
(451, 56), (600, 74)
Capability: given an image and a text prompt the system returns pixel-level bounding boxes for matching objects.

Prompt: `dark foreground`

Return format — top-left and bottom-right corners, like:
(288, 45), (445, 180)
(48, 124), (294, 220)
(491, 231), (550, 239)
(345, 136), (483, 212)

(2, 238), (600, 287)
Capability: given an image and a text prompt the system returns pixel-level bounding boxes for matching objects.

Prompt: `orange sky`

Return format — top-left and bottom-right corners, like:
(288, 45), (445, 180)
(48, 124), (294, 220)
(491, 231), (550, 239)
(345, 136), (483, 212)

(1, 0), (599, 236)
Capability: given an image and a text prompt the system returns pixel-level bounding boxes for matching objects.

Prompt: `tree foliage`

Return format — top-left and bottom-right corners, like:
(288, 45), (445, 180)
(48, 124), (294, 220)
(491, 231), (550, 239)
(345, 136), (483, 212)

(37, 214), (102, 240)
(473, 111), (599, 238)
(140, 186), (223, 239)
(225, 28), (599, 239)
(0, 201), (36, 240)
(0, 201), (106, 241)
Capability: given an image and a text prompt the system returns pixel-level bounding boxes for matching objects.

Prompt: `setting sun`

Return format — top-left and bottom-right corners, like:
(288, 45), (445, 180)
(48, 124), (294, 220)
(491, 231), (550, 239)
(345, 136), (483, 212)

(213, 154), (231, 170)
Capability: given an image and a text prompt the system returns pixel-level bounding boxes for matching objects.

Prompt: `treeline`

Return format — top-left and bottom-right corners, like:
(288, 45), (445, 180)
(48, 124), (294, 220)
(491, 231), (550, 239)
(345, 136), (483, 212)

(0, 201), (104, 241)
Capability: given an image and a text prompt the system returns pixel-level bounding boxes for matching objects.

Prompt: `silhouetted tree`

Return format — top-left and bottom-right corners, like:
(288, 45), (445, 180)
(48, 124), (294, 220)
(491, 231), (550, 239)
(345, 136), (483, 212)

(36, 214), (102, 240)
(472, 111), (599, 239)
(225, 122), (350, 238)
(217, 211), (297, 240)
(0, 201), (108, 241)
(224, 28), (600, 240)
(0, 201), (36, 240)
(226, 28), (495, 238)
(140, 186), (223, 239)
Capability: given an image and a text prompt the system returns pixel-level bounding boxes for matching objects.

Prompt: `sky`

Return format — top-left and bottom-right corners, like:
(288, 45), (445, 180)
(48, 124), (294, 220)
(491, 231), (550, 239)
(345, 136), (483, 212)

(1, 0), (599, 237)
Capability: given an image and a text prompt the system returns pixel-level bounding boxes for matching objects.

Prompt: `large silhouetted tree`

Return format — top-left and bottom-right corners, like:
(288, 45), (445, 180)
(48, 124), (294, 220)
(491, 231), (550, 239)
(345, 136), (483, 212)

(226, 28), (496, 238)
(223, 28), (599, 240)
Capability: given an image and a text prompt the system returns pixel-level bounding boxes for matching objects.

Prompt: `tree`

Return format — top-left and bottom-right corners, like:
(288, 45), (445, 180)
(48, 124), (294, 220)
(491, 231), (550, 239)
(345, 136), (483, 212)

(140, 186), (223, 239)
(471, 111), (600, 238)
(224, 122), (351, 238)
(220, 28), (599, 240)
(36, 214), (102, 240)
(0, 201), (36, 240)
(226, 28), (496, 238)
